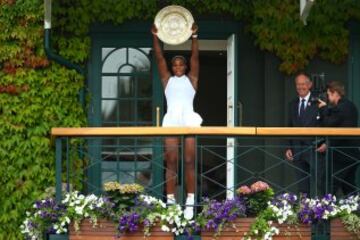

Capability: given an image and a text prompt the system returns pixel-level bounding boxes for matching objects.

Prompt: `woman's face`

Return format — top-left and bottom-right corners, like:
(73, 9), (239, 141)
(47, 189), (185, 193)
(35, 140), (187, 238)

(171, 58), (186, 77)
(327, 89), (341, 105)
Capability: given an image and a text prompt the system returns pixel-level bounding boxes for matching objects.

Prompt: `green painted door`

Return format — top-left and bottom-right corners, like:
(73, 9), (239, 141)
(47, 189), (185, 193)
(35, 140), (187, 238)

(88, 26), (163, 195)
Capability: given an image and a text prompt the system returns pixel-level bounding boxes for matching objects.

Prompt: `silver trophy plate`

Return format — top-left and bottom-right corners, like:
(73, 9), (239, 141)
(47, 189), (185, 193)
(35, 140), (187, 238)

(154, 5), (194, 45)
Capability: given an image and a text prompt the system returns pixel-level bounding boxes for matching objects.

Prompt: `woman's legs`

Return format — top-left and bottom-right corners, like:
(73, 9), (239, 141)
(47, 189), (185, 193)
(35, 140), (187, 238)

(184, 137), (196, 193)
(184, 137), (196, 219)
(164, 137), (179, 201)
(164, 136), (196, 219)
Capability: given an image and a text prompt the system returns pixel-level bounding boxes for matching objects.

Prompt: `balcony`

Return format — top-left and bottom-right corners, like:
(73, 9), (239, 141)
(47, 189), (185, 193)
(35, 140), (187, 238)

(51, 127), (360, 203)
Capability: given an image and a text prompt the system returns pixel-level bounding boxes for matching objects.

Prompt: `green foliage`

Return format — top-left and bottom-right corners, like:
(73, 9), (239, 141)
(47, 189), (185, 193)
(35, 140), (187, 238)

(341, 213), (360, 238)
(247, 208), (275, 239)
(244, 188), (274, 216)
(103, 181), (145, 210)
(0, 1), (85, 238)
(0, 0), (359, 238)
(249, 0), (360, 74)
(49, 0), (360, 75)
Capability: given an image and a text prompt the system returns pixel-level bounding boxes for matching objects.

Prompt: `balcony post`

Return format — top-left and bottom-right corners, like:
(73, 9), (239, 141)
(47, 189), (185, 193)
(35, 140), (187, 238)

(55, 137), (63, 202)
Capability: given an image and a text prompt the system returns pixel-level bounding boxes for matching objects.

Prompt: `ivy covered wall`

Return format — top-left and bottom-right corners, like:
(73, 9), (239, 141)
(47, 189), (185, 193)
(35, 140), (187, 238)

(0, 0), (359, 238)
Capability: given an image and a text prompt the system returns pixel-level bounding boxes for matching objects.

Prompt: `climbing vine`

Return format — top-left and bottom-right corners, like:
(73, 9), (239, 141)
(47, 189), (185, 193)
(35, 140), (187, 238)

(0, 1), (85, 239)
(0, 0), (359, 238)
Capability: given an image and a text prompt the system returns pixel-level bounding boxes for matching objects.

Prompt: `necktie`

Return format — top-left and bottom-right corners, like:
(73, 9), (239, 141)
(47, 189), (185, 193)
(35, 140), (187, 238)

(299, 98), (306, 117)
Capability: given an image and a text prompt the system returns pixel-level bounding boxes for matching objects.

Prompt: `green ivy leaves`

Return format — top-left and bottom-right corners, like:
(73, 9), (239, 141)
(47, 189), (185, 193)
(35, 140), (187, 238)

(0, 0), (359, 239)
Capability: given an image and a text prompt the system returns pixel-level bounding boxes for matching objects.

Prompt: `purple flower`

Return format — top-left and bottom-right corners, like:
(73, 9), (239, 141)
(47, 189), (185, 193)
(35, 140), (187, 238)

(23, 197), (68, 240)
(298, 194), (338, 224)
(118, 212), (141, 233)
(197, 197), (246, 232)
(271, 193), (298, 208)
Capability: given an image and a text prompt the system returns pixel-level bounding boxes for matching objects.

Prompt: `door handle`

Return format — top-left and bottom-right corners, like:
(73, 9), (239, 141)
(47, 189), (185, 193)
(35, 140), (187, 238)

(227, 104), (233, 126)
(237, 101), (243, 126)
(156, 106), (160, 127)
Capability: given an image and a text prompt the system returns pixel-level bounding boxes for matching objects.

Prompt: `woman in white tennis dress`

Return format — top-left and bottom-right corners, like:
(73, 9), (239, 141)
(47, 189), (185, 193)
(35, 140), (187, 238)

(152, 23), (201, 220)
(162, 74), (202, 126)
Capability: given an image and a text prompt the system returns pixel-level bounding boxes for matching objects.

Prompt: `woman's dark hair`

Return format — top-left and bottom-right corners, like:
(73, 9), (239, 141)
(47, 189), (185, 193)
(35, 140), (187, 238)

(171, 55), (187, 65)
(326, 81), (345, 96)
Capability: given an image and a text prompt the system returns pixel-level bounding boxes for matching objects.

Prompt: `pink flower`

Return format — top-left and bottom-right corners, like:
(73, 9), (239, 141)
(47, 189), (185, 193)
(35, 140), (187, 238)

(236, 185), (252, 195)
(250, 181), (270, 193)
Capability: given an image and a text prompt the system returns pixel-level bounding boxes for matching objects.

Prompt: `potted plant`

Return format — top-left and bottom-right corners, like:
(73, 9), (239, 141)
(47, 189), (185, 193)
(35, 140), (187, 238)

(199, 181), (311, 240)
(21, 198), (68, 240)
(328, 195), (360, 240)
(196, 196), (247, 239)
(70, 194), (192, 239)
(68, 182), (179, 239)
(22, 180), (359, 240)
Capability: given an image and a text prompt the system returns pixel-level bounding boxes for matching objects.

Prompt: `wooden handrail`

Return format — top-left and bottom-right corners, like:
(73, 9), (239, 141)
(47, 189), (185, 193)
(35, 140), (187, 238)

(256, 127), (360, 136)
(51, 127), (360, 137)
(51, 127), (256, 137)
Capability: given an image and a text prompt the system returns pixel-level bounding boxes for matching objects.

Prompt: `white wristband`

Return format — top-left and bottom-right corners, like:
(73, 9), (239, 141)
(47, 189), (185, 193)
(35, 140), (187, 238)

(192, 34), (198, 39)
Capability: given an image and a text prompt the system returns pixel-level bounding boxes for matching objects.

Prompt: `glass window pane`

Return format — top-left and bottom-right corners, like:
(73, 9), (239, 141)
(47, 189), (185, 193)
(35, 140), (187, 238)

(102, 122), (119, 127)
(102, 76), (118, 98)
(119, 100), (134, 121)
(102, 48), (126, 73)
(119, 76), (134, 97)
(101, 170), (117, 184)
(118, 171), (135, 184)
(137, 101), (152, 122)
(118, 138), (135, 147)
(138, 138), (154, 148)
(102, 48), (116, 61)
(102, 100), (118, 122)
(128, 48), (150, 72)
(137, 171), (151, 187)
(120, 65), (135, 74)
(101, 145), (118, 162)
(101, 139), (118, 149)
(137, 75), (152, 97)
(137, 147), (153, 161)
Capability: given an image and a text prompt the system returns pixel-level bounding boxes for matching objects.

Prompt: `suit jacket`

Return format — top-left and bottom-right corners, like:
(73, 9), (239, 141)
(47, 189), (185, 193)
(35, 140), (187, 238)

(288, 94), (321, 128)
(287, 94), (322, 152)
(320, 98), (358, 147)
(320, 98), (358, 128)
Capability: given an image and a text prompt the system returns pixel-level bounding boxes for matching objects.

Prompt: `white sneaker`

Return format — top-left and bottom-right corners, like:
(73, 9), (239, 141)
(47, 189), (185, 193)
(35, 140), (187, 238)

(184, 193), (195, 220)
(167, 194), (176, 205)
(184, 206), (194, 220)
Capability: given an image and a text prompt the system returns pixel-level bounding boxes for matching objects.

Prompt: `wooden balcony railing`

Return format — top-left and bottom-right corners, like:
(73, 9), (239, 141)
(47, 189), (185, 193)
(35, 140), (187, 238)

(51, 127), (360, 204)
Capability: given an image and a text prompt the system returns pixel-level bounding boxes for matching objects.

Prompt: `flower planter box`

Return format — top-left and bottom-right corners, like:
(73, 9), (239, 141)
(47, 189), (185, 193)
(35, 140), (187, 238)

(201, 218), (311, 240)
(69, 219), (174, 240)
(330, 218), (359, 240)
(48, 234), (68, 240)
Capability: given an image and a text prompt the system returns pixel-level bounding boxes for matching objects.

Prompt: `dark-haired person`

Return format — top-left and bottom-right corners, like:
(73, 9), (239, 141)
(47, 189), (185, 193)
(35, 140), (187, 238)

(318, 81), (359, 195)
(285, 72), (326, 195)
(152, 24), (201, 219)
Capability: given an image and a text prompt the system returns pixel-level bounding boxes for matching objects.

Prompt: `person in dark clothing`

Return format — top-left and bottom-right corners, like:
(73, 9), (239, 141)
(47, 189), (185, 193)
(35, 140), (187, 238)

(318, 81), (359, 196)
(286, 72), (326, 195)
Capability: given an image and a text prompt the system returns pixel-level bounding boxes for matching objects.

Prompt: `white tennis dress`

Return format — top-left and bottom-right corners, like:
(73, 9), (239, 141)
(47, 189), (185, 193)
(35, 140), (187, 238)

(162, 75), (202, 127)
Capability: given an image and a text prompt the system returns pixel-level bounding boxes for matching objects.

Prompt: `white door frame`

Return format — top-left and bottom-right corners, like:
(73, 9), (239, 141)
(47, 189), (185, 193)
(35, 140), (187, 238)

(226, 34), (237, 199)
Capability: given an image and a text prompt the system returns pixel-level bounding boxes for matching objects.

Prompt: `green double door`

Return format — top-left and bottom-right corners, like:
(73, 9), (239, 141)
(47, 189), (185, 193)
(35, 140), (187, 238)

(87, 25), (164, 195)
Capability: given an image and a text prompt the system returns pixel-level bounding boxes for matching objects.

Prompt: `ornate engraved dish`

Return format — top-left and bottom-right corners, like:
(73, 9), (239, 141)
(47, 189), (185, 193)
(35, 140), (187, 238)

(154, 5), (194, 45)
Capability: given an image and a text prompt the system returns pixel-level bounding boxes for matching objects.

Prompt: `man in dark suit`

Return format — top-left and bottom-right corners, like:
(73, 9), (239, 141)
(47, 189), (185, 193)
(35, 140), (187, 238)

(285, 72), (326, 195)
(318, 81), (359, 195)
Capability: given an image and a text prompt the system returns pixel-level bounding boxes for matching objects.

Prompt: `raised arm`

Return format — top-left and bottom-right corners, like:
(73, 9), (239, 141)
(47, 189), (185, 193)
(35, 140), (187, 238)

(152, 25), (171, 88)
(188, 24), (199, 90)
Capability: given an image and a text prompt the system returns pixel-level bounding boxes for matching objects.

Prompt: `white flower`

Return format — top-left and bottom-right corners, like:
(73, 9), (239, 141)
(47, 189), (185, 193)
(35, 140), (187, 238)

(161, 225), (170, 232)
(272, 226), (280, 235)
(75, 206), (84, 215)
